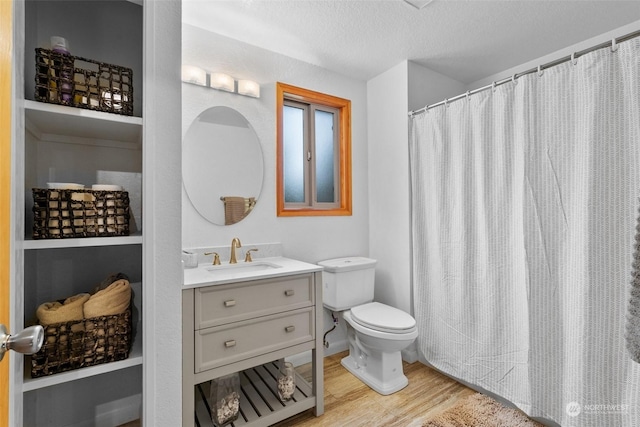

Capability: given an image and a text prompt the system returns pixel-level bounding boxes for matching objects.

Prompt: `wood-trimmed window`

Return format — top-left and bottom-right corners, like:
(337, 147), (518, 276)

(276, 82), (352, 216)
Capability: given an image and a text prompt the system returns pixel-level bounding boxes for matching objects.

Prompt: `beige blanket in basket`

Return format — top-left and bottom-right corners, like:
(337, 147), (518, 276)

(37, 293), (90, 333)
(83, 279), (131, 318)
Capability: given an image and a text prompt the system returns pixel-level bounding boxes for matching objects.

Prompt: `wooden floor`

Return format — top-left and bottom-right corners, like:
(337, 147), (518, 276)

(122, 351), (538, 427)
(272, 351), (476, 427)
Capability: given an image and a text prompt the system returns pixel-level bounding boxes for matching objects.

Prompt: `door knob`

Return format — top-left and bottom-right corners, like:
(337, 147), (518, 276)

(0, 324), (44, 361)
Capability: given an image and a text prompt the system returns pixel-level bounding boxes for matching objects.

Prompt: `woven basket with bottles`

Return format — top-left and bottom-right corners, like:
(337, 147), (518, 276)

(35, 47), (133, 116)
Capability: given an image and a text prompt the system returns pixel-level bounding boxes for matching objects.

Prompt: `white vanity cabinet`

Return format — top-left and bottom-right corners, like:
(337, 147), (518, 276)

(183, 271), (324, 427)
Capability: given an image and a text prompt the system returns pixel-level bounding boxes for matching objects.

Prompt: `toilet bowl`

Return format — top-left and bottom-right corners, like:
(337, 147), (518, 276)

(318, 257), (418, 395)
(341, 302), (418, 395)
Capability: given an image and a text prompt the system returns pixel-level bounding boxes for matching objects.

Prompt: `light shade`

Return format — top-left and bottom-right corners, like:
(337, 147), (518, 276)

(237, 79), (260, 98)
(181, 65), (206, 86)
(209, 72), (235, 92)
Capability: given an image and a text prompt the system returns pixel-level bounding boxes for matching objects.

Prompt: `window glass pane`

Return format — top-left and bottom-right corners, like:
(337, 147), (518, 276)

(283, 105), (305, 203)
(314, 109), (335, 203)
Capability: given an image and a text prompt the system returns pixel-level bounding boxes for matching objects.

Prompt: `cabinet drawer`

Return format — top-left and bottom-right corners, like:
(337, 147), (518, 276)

(195, 307), (314, 373)
(195, 274), (314, 329)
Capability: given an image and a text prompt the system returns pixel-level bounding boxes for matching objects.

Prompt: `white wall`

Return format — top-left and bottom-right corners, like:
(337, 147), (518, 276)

(182, 24), (369, 355)
(408, 61), (468, 112)
(182, 24), (369, 264)
(367, 61), (465, 317)
(367, 62), (410, 312)
(144, 1), (183, 426)
(468, 19), (640, 90)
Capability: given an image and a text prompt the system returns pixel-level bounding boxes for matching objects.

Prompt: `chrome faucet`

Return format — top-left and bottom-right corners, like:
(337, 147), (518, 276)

(229, 237), (242, 264)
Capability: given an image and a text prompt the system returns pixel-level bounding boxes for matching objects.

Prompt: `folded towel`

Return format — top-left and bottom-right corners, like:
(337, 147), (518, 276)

(222, 196), (247, 225)
(83, 279), (131, 318)
(37, 293), (90, 327)
(221, 196), (256, 225)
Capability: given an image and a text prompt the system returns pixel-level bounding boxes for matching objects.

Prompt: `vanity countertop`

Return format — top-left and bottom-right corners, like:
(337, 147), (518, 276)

(183, 256), (323, 289)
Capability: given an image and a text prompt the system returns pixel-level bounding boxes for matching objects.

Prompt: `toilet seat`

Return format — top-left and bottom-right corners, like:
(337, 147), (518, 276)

(350, 302), (416, 334)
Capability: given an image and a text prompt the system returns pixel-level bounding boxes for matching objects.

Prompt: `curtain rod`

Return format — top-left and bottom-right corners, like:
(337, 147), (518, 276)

(409, 28), (640, 117)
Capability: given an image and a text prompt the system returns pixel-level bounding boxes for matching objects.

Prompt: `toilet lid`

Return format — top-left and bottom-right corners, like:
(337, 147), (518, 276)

(350, 302), (416, 333)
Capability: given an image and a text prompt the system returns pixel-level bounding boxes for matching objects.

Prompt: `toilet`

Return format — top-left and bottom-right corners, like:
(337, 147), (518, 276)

(318, 257), (418, 395)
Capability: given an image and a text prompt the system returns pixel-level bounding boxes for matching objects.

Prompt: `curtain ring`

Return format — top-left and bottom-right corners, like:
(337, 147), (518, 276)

(611, 38), (619, 52)
(571, 52), (578, 65)
(444, 98), (449, 108)
(492, 81), (496, 92)
(537, 65), (544, 77)
(512, 74), (518, 85)
(465, 90), (470, 102)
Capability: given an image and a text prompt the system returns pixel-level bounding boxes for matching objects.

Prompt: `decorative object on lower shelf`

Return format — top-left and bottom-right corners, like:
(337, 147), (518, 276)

(277, 360), (296, 401)
(209, 373), (241, 426)
(32, 187), (130, 239)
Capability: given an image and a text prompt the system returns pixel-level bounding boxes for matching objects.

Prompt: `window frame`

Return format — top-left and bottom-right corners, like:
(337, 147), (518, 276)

(276, 82), (352, 217)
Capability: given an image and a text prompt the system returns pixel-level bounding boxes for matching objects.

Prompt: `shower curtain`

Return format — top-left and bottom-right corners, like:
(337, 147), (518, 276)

(409, 39), (640, 426)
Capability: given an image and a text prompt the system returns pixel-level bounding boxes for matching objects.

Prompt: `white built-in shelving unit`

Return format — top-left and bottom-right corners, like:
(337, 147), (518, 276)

(17, 2), (145, 425)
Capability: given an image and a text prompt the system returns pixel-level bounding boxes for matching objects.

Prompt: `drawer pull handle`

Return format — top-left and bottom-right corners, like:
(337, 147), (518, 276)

(224, 340), (236, 348)
(284, 289), (295, 296)
(285, 326), (295, 333)
(224, 300), (236, 307)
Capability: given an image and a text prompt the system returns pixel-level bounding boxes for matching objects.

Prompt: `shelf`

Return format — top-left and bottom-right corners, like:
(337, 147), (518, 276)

(23, 233), (143, 250)
(195, 362), (316, 427)
(22, 322), (143, 392)
(24, 100), (142, 146)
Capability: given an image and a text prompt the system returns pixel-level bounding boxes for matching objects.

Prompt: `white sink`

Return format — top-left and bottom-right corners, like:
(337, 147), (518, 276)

(183, 256), (323, 288)
(206, 261), (282, 275)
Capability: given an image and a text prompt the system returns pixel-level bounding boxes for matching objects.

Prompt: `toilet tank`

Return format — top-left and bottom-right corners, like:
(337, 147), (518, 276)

(318, 257), (377, 311)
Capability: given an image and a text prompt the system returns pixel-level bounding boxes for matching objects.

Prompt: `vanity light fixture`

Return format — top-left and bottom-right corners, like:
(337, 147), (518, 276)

(209, 72), (235, 92)
(237, 79), (261, 98)
(181, 65), (207, 86)
(181, 65), (261, 99)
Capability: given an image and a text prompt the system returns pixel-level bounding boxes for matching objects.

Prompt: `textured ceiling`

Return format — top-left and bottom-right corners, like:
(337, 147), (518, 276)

(182, 0), (640, 84)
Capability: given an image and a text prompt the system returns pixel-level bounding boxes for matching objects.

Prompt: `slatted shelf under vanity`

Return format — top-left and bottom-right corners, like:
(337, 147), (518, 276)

(195, 361), (315, 427)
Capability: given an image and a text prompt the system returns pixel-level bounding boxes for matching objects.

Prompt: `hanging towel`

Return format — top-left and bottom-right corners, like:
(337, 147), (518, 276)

(36, 293), (90, 327)
(83, 279), (131, 318)
(222, 196), (255, 225)
(627, 202), (640, 364)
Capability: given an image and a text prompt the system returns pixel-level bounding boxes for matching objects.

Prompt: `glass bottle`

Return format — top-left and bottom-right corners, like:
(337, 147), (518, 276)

(277, 361), (296, 401)
(50, 36), (72, 103)
(208, 373), (240, 426)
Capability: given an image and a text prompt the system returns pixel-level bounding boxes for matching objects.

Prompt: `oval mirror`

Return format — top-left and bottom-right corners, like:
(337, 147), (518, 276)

(183, 106), (263, 225)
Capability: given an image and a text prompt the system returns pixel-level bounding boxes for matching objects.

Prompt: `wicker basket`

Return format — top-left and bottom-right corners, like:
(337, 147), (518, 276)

(31, 307), (132, 378)
(35, 48), (133, 116)
(32, 188), (130, 239)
